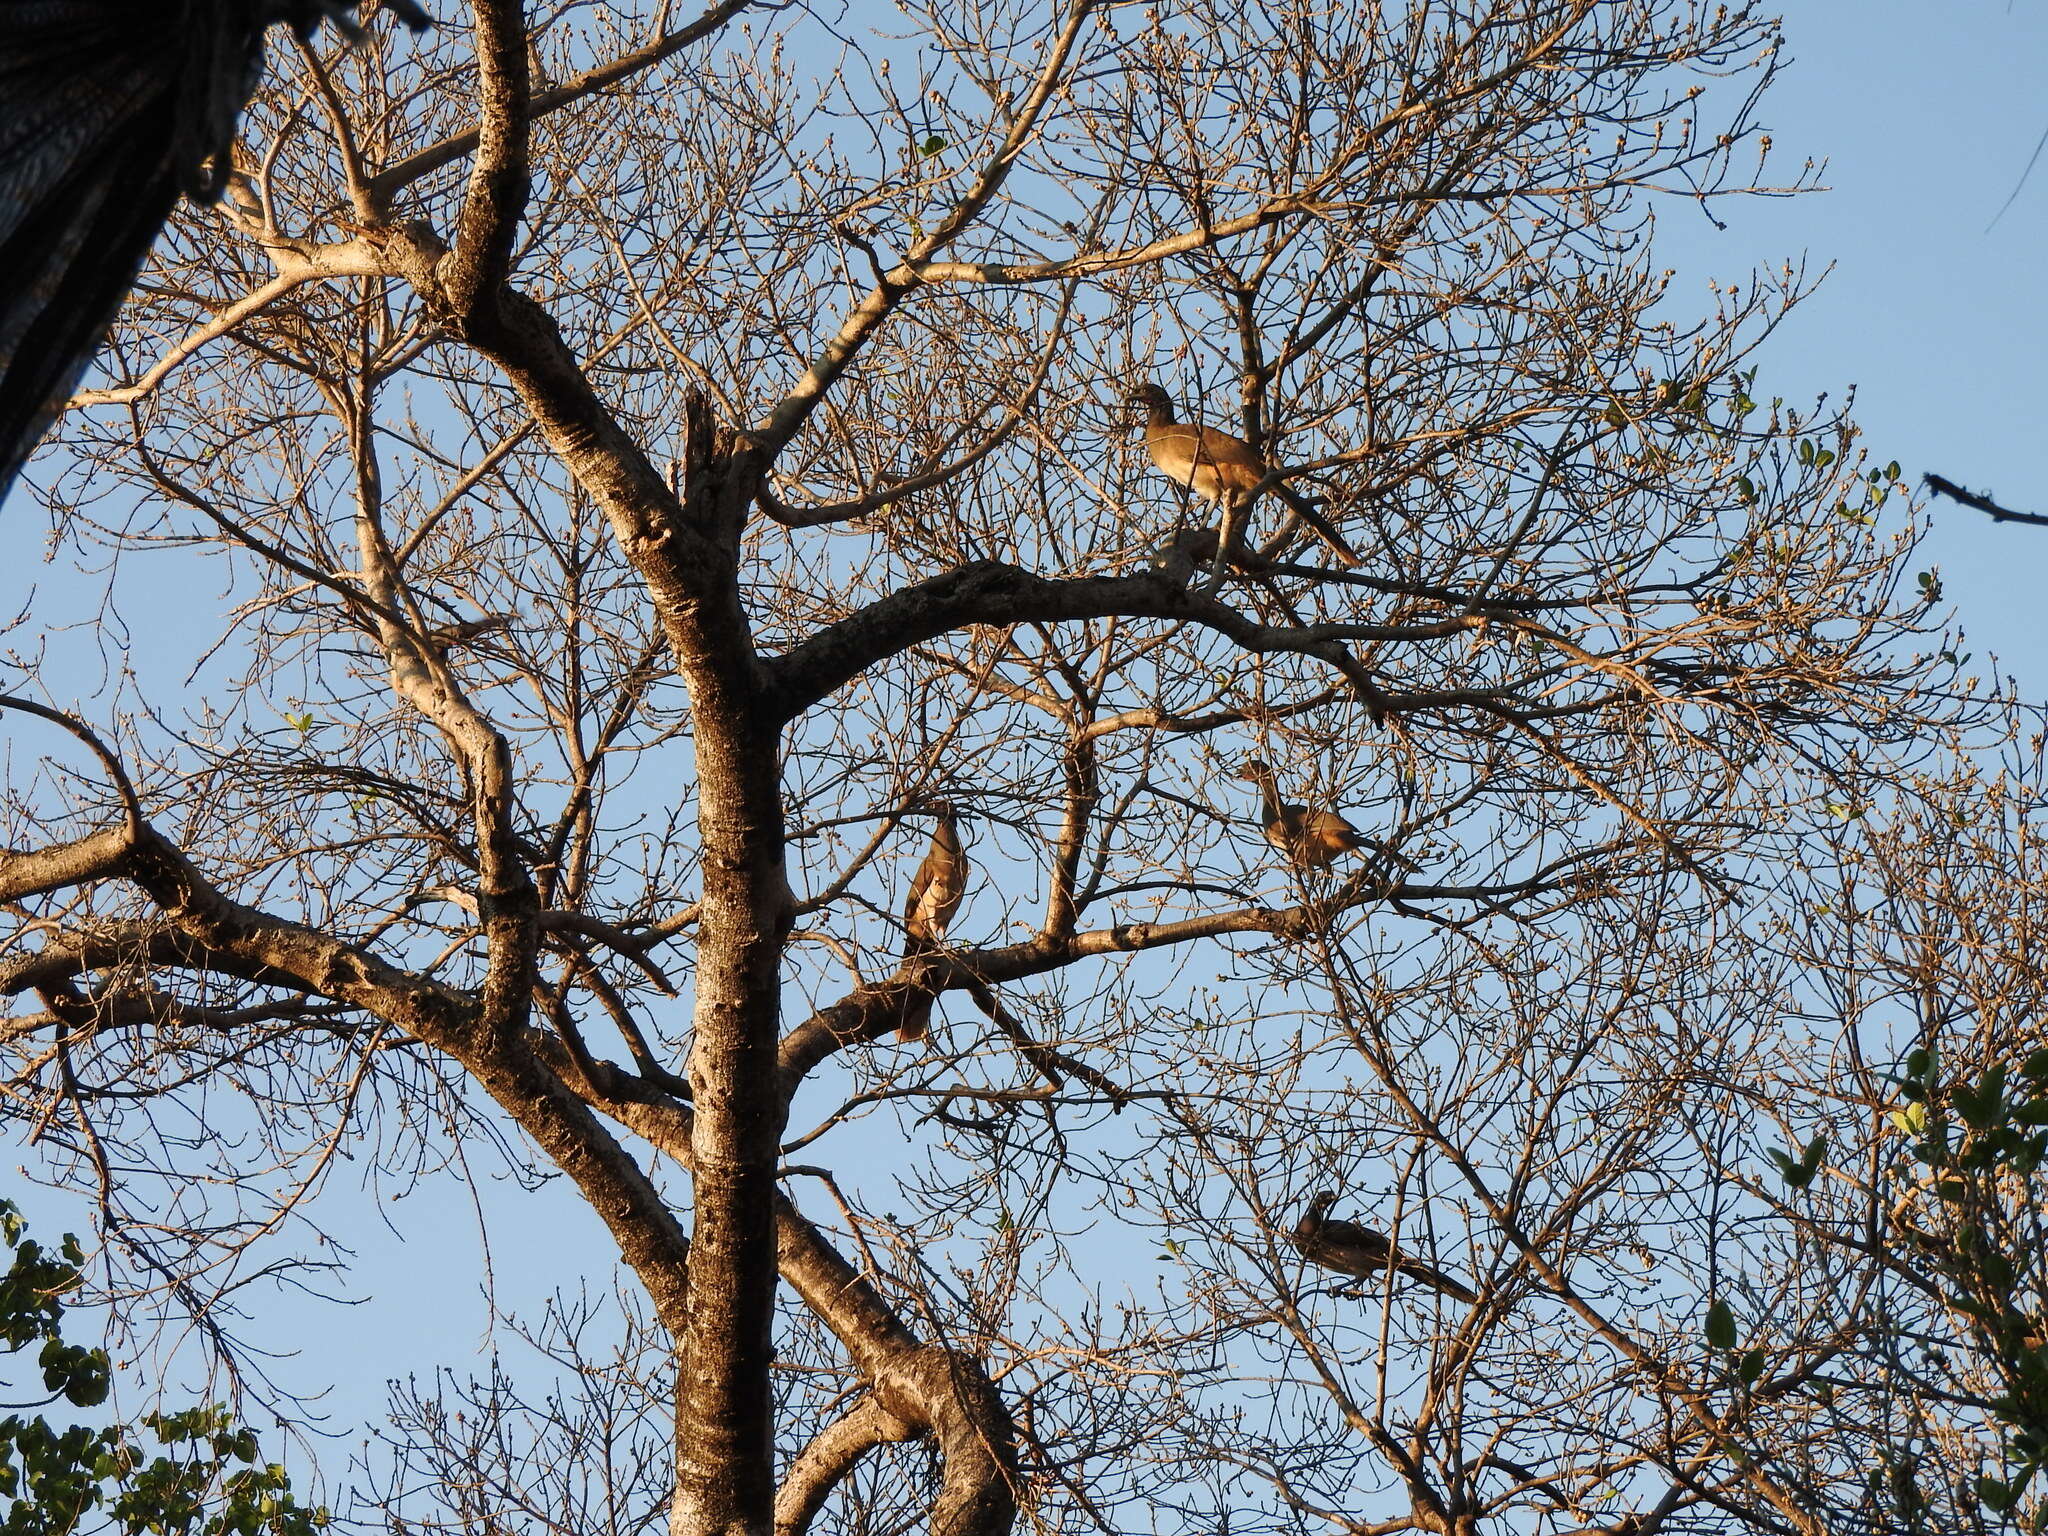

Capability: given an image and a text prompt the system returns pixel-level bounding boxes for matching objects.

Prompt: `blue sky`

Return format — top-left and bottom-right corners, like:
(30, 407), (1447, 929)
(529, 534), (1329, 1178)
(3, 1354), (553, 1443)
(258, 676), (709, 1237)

(1663, 0), (2048, 684)
(7, 0), (2048, 1503)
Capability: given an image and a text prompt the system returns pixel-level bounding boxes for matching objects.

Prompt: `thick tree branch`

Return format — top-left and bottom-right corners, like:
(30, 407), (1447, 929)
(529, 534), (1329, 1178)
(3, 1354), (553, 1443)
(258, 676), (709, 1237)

(442, 0), (533, 309)
(1, 814), (690, 1339)
(363, 0), (763, 208)
(0, 827), (134, 905)
(777, 1196), (1020, 1536)
(0, 920), (312, 1000)
(537, 1042), (1020, 1536)
(762, 561), (1431, 721)
(776, 903), (1329, 1088)
(773, 1396), (919, 1536)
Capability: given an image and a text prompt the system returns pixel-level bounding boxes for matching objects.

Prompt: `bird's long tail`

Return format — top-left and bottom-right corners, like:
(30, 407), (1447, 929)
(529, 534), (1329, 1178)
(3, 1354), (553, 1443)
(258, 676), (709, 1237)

(1275, 483), (1363, 567)
(1397, 1255), (1479, 1303)
(895, 938), (940, 1041)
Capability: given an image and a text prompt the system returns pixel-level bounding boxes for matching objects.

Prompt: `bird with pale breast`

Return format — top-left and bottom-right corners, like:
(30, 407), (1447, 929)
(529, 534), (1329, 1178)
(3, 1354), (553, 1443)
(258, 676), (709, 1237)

(1237, 757), (1390, 870)
(1125, 381), (1361, 570)
(896, 805), (968, 1042)
(1292, 1191), (1478, 1304)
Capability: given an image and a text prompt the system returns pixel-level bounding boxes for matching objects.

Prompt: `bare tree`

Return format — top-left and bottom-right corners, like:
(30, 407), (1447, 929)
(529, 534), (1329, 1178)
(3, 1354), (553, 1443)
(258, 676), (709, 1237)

(1744, 742), (2048, 1536)
(0, 3), (2016, 1535)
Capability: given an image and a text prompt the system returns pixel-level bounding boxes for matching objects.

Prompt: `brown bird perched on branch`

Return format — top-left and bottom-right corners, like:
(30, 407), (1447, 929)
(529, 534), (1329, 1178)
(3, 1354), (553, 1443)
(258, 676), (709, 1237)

(896, 805), (968, 1041)
(1126, 382), (1361, 572)
(1293, 1191), (1478, 1303)
(1237, 758), (1414, 872)
(0, 0), (432, 501)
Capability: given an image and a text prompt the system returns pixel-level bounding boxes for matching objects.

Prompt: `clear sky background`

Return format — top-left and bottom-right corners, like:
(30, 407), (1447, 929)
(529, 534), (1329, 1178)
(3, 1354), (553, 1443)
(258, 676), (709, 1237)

(8, 0), (2048, 1500)
(1663, 0), (2048, 690)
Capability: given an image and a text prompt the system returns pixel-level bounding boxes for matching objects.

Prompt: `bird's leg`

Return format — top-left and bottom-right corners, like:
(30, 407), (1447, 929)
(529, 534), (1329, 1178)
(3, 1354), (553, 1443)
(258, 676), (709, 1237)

(1202, 495), (1247, 596)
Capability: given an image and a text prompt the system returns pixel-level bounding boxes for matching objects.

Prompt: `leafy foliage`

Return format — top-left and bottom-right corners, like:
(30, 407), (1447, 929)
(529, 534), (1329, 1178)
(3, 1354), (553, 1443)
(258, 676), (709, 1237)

(0, 1202), (325, 1536)
(1888, 1048), (2048, 1520)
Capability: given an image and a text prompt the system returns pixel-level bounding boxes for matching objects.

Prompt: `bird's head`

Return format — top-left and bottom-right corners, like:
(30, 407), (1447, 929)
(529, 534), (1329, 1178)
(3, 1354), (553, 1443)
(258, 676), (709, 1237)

(1123, 381), (1174, 425)
(1305, 1191), (1340, 1221)
(1235, 758), (1275, 783)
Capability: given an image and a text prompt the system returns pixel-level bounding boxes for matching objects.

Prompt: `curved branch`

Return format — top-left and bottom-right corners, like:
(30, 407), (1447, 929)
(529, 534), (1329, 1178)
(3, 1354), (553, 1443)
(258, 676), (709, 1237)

(777, 1197), (1020, 1536)
(762, 561), (1442, 721)
(774, 1396), (919, 1536)
(0, 695), (142, 831)
(67, 272), (306, 409)
(535, 1044), (1021, 1536)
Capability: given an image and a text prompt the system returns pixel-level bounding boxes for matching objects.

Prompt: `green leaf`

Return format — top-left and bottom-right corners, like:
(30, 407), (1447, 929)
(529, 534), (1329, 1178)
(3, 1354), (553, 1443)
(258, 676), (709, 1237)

(1705, 1298), (1736, 1350)
(1767, 1135), (1826, 1189)
(920, 134), (946, 156)
(1738, 1347), (1766, 1385)
(1957, 1069), (2006, 1131)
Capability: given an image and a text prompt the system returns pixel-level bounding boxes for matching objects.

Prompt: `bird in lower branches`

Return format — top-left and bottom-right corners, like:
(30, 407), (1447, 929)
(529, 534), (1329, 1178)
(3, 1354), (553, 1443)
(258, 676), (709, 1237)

(1292, 1191), (1478, 1303)
(896, 805), (968, 1041)
(0, 0), (432, 501)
